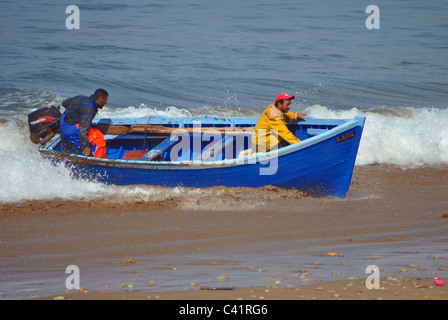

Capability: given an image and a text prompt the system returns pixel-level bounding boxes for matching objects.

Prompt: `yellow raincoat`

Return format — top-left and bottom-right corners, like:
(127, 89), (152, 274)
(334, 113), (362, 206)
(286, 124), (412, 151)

(251, 104), (300, 152)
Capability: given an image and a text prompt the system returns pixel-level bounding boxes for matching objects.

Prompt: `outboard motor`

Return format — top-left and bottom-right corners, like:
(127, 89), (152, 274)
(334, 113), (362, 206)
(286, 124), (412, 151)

(28, 105), (62, 145)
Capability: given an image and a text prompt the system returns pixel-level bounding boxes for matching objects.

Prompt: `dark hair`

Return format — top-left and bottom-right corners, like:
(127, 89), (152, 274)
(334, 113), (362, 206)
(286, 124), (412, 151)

(275, 100), (284, 107)
(94, 88), (109, 100)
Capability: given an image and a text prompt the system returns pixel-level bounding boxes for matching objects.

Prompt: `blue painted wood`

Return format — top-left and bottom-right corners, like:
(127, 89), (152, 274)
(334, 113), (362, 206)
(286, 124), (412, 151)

(307, 128), (328, 136)
(41, 115), (366, 198)
(194, 135), (236, 162)
(140, 137), (176, 161)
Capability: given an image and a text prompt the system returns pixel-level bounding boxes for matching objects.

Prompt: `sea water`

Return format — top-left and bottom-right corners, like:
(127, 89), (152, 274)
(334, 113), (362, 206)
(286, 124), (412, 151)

(0, 0), (447, 203)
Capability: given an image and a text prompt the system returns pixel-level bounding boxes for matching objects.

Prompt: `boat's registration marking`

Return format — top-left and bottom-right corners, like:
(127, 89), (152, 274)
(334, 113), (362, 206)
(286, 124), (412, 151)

(336, 131), (356, 143)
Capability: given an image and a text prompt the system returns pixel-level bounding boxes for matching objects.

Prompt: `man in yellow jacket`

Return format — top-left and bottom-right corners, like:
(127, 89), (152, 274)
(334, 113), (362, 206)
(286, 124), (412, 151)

(252, 93), (307, 153)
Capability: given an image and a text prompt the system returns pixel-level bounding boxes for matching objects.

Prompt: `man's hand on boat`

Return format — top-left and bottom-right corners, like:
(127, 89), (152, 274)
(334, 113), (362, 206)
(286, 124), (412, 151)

(296, 113), (307, 121)
(83, 147), (92, 156)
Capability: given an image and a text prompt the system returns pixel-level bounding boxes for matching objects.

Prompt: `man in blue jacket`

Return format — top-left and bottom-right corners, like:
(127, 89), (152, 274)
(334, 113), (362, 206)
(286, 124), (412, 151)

(60, 89), (108, 158)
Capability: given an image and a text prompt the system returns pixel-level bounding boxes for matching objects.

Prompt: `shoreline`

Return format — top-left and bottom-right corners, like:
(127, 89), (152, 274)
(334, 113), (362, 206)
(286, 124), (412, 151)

(38, 277), (447, 300)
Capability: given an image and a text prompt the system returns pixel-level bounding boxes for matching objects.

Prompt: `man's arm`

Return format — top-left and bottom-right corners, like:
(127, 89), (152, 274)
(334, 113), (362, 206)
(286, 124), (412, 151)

(78, 107), (96, 155)
(284, 112), (307, 122)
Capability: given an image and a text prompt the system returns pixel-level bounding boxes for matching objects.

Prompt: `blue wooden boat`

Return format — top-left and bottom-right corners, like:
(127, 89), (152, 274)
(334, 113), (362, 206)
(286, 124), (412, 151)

(39, 114), (366, 198)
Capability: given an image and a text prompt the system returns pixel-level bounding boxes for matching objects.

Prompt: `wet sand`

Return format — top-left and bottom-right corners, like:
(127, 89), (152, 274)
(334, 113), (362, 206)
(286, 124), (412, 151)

(1, 165), (447, 300)
(42, 277), (448, 300)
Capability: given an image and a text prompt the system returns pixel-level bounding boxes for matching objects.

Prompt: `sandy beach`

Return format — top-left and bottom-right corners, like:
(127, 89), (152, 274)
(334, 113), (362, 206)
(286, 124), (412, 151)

(1, 165), (447, 301)
(40, 277), (448, 301)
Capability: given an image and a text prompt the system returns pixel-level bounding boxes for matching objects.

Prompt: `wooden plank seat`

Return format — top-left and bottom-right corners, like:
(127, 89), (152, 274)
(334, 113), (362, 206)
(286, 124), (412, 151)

(194, 136), (235, 162)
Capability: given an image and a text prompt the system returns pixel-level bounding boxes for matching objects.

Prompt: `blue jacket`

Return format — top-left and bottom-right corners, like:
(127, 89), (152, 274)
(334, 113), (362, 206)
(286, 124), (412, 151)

(62, 95), (99, 150)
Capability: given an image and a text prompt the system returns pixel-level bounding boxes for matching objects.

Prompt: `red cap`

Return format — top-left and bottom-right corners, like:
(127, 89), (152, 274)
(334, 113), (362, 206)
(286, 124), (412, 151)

(274, 93), (295, 103)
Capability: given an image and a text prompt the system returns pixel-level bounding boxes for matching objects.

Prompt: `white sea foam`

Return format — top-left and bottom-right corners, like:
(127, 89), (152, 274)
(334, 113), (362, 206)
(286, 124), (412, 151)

(99, 104), (193, 119)
(303, 104), (448, 167)
(0, 117), (107, 203)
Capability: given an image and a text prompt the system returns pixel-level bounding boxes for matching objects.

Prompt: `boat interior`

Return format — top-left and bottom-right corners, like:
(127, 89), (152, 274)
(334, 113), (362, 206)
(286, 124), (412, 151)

(53, 122), (337, 162)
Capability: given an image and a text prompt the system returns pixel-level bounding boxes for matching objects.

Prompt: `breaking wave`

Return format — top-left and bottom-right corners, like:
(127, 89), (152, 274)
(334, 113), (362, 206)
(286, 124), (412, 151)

(0, 89), (447, 203)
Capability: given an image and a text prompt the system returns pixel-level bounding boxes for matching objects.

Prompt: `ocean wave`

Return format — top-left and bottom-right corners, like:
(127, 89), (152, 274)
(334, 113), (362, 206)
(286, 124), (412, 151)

(0, 88), (447, 203)
(0, 88), (62, 114)
(0, 115), (107, 203)
(302, 104), (448, 167)
(99, 104), (193, 118)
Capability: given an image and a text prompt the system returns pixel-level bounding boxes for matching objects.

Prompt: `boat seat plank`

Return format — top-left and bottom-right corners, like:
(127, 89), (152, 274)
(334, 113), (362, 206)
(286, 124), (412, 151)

(193, 137), (221, 161)
(140, 137), (177, 161)
(198, 136), (235, 162)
